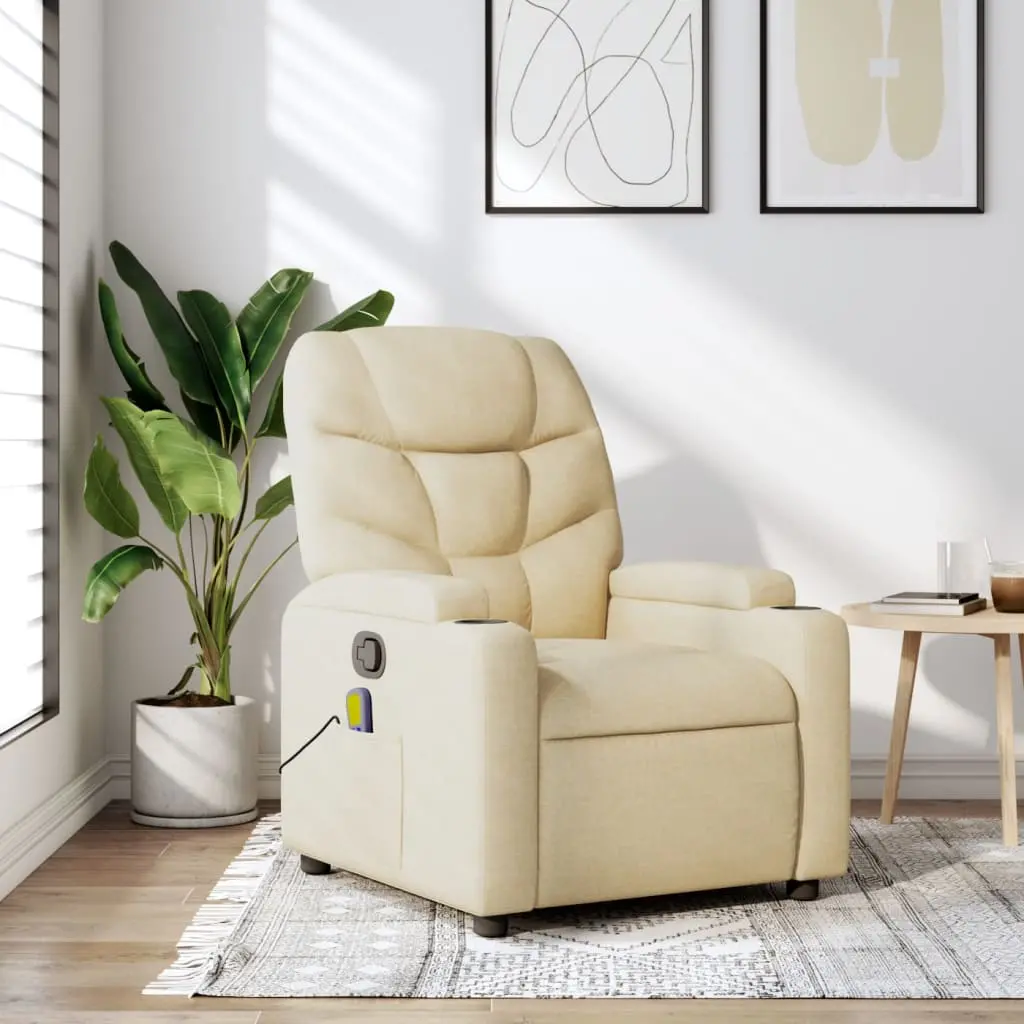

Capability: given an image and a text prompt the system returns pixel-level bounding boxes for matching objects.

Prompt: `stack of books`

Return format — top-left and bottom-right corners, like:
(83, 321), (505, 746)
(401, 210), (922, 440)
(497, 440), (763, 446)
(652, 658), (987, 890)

(869, 592), (987, 616)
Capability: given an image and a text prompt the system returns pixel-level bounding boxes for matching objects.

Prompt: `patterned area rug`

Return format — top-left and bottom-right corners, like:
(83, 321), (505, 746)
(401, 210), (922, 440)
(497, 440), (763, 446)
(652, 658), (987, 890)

(146, 814), (1024, 998)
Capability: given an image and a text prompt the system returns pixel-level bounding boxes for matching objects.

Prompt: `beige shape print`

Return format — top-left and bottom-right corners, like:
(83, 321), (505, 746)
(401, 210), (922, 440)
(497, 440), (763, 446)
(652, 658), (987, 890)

(887, 0), (945, 159)
(795, 0), (884, 166)
(795, 0), (946, 166)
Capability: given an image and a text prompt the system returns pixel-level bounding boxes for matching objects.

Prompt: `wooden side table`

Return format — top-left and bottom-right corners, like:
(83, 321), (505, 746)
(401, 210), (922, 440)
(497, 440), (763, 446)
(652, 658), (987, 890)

(842, 603), (1023, 847)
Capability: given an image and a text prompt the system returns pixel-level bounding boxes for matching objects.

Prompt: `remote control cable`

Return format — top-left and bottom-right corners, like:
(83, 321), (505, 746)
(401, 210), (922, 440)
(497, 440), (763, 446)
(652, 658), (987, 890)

(278, 715), (341, 773)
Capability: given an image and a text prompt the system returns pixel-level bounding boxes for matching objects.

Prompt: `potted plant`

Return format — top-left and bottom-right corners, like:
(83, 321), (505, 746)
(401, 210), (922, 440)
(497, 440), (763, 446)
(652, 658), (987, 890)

(82, 241), (394, 827)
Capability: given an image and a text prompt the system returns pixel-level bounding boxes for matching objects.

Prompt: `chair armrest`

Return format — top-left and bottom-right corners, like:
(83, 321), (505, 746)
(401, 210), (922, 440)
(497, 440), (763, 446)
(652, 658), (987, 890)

(289, 569), (490, 622)
(606, 598), (849, 882)
(609, 561), (796, 610)
(281, 577), (538, 917)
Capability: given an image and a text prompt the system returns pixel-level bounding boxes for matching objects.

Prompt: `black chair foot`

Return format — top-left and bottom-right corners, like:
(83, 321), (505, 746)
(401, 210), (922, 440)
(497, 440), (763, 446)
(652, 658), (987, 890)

(786, 878), (820, 901)
(299, 854), (332, 875)
(472, 914), (509, 938)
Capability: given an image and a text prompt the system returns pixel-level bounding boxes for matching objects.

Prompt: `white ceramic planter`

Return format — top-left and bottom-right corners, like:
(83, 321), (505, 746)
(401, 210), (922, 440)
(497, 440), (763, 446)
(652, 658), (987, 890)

(130, 695), (259, 828)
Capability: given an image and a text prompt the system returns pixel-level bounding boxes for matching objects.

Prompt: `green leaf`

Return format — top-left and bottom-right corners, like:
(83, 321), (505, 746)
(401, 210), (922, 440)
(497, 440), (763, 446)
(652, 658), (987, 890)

(102, 398), (189, 534)
(84, 435), (139, 538)
(146, 410), (242, 519)
(82, 544), (163, 622)
(180, 389), (241, 454)
(167, 664), (196, 696)
(157, 405), (229, 456)
(180, 389), (226, 447)
(237, 269), (313, 390)
(177, 290), (251, 430)
(314, 289), (394, 332)
(109, 241), (217, 405)
(98, 280), (167, 412)
(254, 371), (285, 439)
(254, 475), (293, 521)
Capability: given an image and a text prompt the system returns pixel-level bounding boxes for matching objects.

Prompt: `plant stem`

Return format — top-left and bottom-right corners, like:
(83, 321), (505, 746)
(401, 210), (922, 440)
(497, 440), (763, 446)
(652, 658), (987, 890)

(175, 532), (190, 589)
(187, 516), (199, 589)
(138, 535), (180, 571)
(230, 518), (270, 595)
(206, 516), (224, 615)
(201, 648), (232, 702)
(215, 406), (228, 451)
(140, 533), (218, 656)
(227, 539), (298, 636)
(206, 512), (250, 588)
(199, 515), (210, 593)
(231, 434), (253, 544)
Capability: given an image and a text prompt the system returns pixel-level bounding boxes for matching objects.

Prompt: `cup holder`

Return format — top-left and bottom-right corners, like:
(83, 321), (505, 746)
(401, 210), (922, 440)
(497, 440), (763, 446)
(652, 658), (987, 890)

(453, 618), (508, 625)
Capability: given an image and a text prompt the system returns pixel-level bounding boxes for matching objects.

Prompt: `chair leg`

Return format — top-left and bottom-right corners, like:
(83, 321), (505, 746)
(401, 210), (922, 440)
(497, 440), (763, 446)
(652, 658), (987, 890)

(786, 878), (820, 901)
(472, 914), (509, 938)
(299, 854), (332, 875)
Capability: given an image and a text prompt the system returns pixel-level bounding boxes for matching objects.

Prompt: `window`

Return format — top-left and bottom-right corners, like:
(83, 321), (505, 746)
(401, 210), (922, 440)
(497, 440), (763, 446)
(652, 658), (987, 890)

(0, 0), (58, 741)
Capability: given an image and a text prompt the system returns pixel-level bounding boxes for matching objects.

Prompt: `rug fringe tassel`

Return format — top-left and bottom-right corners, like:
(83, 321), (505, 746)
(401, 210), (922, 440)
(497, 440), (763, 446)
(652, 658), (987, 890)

(143, 813), (280, 997)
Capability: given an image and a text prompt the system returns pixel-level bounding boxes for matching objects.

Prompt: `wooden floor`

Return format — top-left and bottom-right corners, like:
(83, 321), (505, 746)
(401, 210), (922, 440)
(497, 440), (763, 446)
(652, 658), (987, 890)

(0, 800), (1020, 1022)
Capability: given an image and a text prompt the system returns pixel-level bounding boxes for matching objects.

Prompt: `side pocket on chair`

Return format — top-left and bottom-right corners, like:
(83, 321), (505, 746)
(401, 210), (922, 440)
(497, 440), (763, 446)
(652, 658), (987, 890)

(285, 726), (404, 879)
(333, 729), (404, 876)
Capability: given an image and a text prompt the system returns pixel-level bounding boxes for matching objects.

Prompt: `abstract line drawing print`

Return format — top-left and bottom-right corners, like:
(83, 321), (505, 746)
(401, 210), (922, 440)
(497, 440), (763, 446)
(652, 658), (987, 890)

(795, 0), (945, 166)
(490, 0), (704, 209)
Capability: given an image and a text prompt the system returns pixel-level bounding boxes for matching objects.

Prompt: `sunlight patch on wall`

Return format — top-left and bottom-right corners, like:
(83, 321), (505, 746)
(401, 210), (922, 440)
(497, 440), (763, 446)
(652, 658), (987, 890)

(262, 652), (275, 723)
(268, 449), (290, 488)
(267, 30), (436, 240)
(597, 404), (677, 481)
(889, 688), (991, 750)
(266, 181), (436, 320)
(266, 0), (440, 301)
(479, 230), (993, 579)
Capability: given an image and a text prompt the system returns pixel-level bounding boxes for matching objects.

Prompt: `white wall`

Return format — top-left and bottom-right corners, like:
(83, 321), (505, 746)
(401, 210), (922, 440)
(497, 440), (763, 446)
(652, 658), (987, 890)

(0, 0), (107, 897)
(102, 0), (1024, 796)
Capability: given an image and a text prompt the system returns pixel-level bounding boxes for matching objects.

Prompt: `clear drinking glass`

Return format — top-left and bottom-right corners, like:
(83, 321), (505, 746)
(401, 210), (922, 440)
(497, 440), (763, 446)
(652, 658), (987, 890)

(936, 540), (988, 596)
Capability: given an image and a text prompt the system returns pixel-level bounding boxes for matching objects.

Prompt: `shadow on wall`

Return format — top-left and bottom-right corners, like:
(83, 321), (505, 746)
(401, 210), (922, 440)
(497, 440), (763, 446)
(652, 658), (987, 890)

(849, 633), (1023, 760)
(62, 248), (97, 512)
(921, 635), (1017, 750)
(616, 454), (766, 566)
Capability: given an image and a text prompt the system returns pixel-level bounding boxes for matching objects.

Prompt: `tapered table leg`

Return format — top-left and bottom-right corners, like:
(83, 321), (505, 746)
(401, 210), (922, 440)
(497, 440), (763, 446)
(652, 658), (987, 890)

(881, 631), (922, 824)
(994, 635), (1018, 847)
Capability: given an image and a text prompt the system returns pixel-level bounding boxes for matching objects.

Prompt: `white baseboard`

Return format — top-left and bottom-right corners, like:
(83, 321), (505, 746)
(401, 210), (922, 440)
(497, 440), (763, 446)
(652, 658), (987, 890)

(0, 757), (113, 900)
(106, 756), (283, 801)
(850, 755), (1024, 801)
(105, 754), (1023, 804)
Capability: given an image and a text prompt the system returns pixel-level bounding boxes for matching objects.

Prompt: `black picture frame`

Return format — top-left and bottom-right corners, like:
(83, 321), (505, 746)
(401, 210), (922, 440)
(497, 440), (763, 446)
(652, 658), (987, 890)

(485, 0), (711, 214)
(760, 0), (985, 214)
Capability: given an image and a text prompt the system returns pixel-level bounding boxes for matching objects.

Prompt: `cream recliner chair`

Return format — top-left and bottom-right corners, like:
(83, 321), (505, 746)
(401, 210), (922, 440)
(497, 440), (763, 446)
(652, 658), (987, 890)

(280, 327), (850, 937)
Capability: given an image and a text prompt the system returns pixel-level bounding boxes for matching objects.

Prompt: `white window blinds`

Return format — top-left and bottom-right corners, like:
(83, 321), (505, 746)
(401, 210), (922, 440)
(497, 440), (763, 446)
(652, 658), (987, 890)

(0, 0), (57, 737)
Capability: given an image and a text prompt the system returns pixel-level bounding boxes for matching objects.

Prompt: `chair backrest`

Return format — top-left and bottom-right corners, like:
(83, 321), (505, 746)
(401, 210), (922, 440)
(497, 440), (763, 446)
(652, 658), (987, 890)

(283, 326), (623, 638)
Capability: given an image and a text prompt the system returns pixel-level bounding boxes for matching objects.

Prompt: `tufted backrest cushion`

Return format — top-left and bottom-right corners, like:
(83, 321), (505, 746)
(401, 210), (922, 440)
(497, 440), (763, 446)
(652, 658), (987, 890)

(283, 327), (623, 638)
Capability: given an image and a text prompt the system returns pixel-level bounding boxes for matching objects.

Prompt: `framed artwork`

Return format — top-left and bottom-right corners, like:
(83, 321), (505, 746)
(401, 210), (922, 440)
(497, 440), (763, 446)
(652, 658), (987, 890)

(761, 0), (984, 213)
(485, 0), (709, 214)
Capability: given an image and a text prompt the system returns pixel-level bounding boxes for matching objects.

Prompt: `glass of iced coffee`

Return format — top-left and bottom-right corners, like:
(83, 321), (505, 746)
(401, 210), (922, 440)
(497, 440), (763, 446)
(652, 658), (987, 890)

(989, 561), (1024, 613)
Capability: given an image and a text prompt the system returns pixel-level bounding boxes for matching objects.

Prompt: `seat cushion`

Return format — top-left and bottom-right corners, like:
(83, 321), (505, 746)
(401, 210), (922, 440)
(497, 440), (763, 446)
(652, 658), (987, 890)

(537, 639), (796, 741)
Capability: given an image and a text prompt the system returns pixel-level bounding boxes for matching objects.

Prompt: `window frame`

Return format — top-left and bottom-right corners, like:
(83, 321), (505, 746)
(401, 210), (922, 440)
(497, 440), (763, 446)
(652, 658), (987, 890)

(0, 0), (60, 749)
